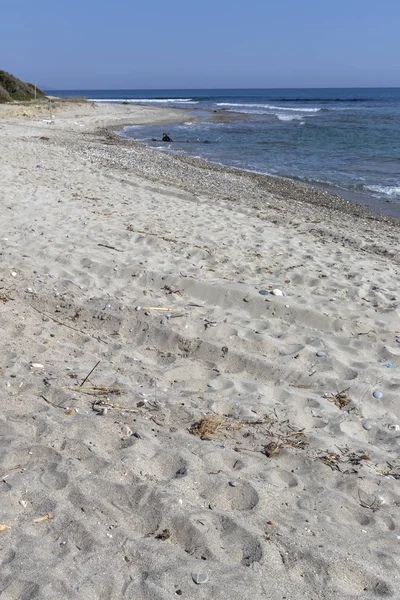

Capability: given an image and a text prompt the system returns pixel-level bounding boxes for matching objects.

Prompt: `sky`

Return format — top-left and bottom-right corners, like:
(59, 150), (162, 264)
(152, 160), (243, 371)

(1, 0), (399, 90)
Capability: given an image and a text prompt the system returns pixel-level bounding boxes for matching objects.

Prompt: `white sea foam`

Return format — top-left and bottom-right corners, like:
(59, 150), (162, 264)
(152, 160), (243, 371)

(277, 114), (304, 121)
(216, 102), (321, 113)
(88, 98), (199, 104)
(365, 185), (400, 198)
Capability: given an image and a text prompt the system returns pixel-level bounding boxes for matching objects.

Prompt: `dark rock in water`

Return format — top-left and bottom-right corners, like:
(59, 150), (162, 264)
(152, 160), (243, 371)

(162, 132), (172, 142)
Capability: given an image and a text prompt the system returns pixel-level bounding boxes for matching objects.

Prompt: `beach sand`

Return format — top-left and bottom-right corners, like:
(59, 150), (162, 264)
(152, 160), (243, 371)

(0, 100), (399, 599)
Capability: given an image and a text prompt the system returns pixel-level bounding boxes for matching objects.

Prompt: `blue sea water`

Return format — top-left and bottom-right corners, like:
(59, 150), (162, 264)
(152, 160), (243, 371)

(52, 88), (400, 216)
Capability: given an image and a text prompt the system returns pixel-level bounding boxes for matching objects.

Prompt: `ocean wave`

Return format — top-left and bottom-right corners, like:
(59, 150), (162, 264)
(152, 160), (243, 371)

(364, 184), (400, 198)
(216, 102), (321, 113)
(88, 98), (199, 104)
(252, 97), (375, 103)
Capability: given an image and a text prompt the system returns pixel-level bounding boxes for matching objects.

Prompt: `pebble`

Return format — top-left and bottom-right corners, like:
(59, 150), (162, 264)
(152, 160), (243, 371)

(65, 366), (73, 371)
(373, 390), (383, 399)
(121, 425), (132, 437)
(316, 351), (326, 358)
(135, 306), (141, 311)
(258, 290), (269, 296)
(271, 289), (284, 296)
(105, 303), (111, 309)
(191, 573), (209, 585)
(387, 424), (400, 431)
(362, 419), (374, 431)
(229, 480), (238, 487)
(396, 337), (400, 344)
(375, 494), (386, 506)
(31, 363), (44, 369)
(11, 271), (17, 277)
(19, 500), (28, 508)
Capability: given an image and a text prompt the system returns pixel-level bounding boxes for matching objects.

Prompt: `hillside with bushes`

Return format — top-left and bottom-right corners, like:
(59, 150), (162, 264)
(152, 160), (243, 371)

(0, 70), (45, 102)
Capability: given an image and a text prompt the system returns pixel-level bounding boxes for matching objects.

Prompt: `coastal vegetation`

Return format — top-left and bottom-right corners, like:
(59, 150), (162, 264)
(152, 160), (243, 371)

(0, 70), (45, 102)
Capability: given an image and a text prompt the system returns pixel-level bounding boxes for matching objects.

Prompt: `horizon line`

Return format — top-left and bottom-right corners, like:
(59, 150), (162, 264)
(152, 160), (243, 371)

(44, 86), (400, 92)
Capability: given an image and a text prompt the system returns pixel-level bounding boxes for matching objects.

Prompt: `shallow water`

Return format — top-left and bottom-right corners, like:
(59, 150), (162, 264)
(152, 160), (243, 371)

(53, 88), (400, 216)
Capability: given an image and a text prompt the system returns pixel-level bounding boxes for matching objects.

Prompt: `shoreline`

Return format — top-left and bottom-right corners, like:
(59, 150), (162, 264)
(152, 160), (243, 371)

(0, 101), (399, 599)
(117, 102), (400, 220)
(111, 121), (400, 225)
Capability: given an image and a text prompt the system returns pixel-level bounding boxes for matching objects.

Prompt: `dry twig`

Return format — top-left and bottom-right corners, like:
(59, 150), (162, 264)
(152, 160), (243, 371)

(79, 360), (101, 387)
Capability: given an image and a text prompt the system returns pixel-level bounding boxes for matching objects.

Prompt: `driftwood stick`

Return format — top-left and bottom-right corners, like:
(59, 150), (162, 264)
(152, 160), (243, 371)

(29, 305), (108, 344)
(98, 243), (123, 252)
(40, 395), (65, 409)
(79, 360), (101, 387)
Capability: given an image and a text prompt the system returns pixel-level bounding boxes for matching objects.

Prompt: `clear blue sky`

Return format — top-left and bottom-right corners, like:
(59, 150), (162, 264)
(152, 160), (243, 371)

(1, 0), (399, 89)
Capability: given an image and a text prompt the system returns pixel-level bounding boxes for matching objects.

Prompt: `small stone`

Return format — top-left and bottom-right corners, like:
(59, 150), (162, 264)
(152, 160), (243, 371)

(316, 351), (326, 358)
(362, 419), (373, 431)
(375, 494), (386, 506)
(65, 366), (73, 371)
(191, 572), (209, 585)
(258, 290), (269, 296)
(19, 500), (28, 508)
(135, 306), (141, 311)
(31, 363), (44, 369)
(373, 390), (383, 399)
(229, 481), (238, 487)
(121, 425), (132, 437)
(271, 289), (284, 296)
(175, 467), (187, 478)
(11, 272), (17, 277)
(387, 424), (400, 431)
(100, 407), (108, 415)
(105, 303), (111, 309)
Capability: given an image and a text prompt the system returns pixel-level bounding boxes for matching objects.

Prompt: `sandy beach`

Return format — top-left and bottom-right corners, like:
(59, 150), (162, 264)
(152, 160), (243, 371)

(0, 100), (399, 599)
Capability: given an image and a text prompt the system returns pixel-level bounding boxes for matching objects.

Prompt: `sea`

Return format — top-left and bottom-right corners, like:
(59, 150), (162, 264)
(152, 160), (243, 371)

(52, 88), (400, 217)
